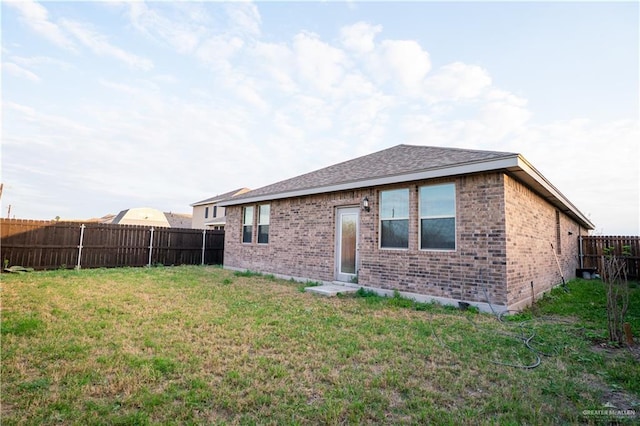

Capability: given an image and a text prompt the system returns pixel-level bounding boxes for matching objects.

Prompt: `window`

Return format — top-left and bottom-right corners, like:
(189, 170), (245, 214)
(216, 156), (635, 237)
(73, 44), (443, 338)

(420, 183), (456, 250)
(555, 210), (561, 254)
(213, 206), (217, 218)
(380, 189), (409, 248)
(258, 204), (270, 244)
(242, 206), (254, 243)
(204, 207), (209, 219)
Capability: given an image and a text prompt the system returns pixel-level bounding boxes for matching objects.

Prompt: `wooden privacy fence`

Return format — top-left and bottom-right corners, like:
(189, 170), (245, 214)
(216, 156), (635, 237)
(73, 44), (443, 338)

(580, 235), (640, 279)
(0, 219), (224, 270)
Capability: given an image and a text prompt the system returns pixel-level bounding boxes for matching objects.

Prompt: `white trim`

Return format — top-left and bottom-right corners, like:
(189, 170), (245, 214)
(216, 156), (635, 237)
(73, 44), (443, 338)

(379, 188), (410, 250)
(419, 182), (457, 251)
(335, 207), (360, 282)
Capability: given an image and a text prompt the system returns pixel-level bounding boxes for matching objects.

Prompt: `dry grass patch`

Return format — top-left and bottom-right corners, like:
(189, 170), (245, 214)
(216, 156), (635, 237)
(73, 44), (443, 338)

(2, 267), (638, 424)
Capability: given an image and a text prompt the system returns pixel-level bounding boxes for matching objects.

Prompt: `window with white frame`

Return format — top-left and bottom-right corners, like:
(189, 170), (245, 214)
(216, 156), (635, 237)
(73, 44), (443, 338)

(258, 204), (270, 244)
(420, 183), (456, 250)
(204, 206), (209, 219)
(242, 206), (254, 243)
(380, 188), (409, 248)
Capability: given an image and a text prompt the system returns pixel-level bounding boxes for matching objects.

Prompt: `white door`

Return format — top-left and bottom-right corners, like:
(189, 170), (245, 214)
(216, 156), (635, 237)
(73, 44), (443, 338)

(336, 207), (359, 282)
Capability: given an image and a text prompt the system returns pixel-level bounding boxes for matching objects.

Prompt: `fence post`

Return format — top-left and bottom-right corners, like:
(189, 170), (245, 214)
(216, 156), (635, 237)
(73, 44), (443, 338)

(201, 229), (206, 265)
(578, 235), (583, 269)
(148, 227), (155, 267)
(76, 224), (86, 270)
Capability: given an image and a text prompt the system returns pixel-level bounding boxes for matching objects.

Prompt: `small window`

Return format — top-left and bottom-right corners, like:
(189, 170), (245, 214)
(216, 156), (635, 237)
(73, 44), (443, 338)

(242, 206), (254, 243)
(258, 204), (270, 244)
(213, 206), (218, 218)
(204, 206), (209, 219)
(420, 183), (456, 250)
(555, 210), (561, 254)
(380, 189), (409, 248)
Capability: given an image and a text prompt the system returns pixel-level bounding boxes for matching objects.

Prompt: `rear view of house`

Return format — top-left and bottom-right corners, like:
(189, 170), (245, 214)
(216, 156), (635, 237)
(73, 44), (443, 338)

(220, 145), (594, 312)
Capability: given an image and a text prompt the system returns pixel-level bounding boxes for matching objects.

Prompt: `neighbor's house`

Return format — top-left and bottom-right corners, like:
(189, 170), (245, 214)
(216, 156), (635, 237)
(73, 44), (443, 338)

(101, 209), (192, 228)
(111, 207), (171, 228)
(190, 188), (250, 230)
(220, 145), (594, 312)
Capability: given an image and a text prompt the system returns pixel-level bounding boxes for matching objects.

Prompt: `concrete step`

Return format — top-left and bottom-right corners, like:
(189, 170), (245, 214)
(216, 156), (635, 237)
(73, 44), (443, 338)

(305, 283), (359, 297)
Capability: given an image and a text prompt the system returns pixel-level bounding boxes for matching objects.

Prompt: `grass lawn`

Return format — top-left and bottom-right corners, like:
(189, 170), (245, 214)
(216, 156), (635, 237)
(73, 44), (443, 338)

(1, 266), (639, 425)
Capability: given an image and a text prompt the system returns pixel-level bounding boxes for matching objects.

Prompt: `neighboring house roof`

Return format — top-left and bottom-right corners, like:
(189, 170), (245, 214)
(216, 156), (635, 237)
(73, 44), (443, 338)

(164, 212), (192, 228)
(190, 188), (251, 207)
(111, 207), (171, 227)
(220, 144), (594, 230)
(204, 216), (226, 226)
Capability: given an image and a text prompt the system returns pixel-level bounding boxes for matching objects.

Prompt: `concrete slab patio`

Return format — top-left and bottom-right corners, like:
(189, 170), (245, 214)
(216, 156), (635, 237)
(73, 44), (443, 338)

(305, 283), (359, 297)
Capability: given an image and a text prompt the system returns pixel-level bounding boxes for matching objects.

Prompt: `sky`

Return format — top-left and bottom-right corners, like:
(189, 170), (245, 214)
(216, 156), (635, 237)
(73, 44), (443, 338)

(1, 0), (638, 235)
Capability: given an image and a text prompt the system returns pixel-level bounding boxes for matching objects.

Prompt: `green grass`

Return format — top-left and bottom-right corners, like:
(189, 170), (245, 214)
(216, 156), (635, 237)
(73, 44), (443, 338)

(2, 268), (638, 424)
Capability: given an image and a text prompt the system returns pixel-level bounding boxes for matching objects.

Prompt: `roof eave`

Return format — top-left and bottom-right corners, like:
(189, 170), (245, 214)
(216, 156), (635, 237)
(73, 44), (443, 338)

(220, 154), (594, 230)
(509, 156), (595, 230)
(219, 156), (521, 206)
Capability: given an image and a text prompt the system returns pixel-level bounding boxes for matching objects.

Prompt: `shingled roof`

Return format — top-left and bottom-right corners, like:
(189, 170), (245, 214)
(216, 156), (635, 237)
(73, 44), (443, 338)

(225, 145), (515, 200)
(220, 144), (593, 229)
(190, 188), (250, 207)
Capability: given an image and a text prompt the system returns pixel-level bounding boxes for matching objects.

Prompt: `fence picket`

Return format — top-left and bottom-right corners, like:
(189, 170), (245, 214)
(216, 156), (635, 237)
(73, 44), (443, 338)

(0, 219), (224, 270)
(580, 235), (639, 279)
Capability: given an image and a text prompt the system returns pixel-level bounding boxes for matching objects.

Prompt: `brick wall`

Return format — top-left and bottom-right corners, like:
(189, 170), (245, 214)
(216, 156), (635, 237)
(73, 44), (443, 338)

(357, 173), (508, 305)
(225, 172), (510, 307)
(225, 171), (586, 310)
(504, 174), (587, 310)
(225, 190), (369, 282)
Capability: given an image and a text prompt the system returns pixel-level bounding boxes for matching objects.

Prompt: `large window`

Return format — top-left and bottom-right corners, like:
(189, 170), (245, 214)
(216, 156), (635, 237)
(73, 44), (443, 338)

(380, 189), (409, 248)
(420, 183), (456, 250)
(242, 206), (254, 243)
(258, 204), (270, 244)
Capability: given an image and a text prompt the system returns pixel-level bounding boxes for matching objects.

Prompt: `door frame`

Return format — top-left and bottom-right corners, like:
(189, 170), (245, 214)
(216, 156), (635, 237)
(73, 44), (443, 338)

(335, 206), (360, 282)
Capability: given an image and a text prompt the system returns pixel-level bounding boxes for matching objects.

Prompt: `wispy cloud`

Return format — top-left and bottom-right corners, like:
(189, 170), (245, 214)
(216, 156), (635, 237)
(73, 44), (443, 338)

(5, 0), (76, 51)
(10, 55), (72, 70)
(60, 19), (153, 71)
(2, 62), (41, 82)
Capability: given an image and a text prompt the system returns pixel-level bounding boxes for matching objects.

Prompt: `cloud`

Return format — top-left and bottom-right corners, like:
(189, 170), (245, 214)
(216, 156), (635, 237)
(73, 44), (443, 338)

(60, 19), (153, 70)
(195, 35), (244, 71)
(423, 62), (492, 102)
(340, 21), (382, 54)
(252, 41), (297, 93)
(293, 32), (349, 94)
(10, 55), (72, 70)
(369, 39), (432, 93)
(127, 2), (202, 54)
(513, 119), (639, 234)
(5, 0), (76, 51)
(2, 62), (41, 82)
(224, 1), (262, 37)
(4, 101), (91, 139)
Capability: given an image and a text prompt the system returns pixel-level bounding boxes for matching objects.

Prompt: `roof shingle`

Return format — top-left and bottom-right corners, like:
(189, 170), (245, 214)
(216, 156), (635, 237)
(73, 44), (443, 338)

(231, 144), (516, 200)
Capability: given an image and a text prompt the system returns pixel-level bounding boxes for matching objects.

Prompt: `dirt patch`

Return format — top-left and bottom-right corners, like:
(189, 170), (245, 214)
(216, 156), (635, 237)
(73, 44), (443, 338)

(586, 343), (640, 413)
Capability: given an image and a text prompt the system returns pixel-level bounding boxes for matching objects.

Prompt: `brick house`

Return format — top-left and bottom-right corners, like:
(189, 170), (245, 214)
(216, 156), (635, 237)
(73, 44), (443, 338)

(219, 145), (594, 312)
